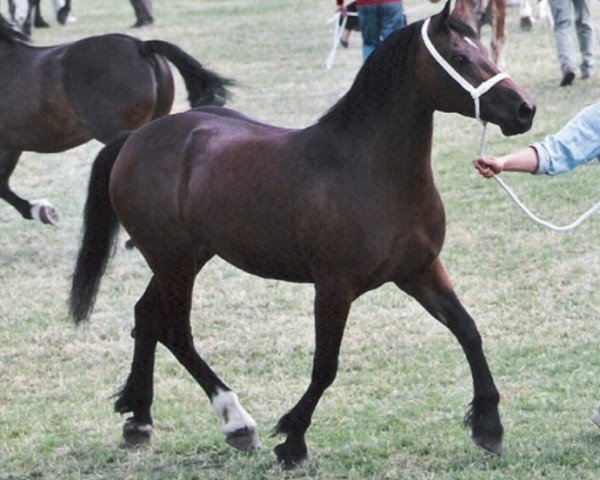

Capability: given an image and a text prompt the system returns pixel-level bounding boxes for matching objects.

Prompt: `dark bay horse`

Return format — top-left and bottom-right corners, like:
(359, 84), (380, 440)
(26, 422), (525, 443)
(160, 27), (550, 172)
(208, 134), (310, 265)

(70, 2), (534, 467)
(0, 15), (232, 225)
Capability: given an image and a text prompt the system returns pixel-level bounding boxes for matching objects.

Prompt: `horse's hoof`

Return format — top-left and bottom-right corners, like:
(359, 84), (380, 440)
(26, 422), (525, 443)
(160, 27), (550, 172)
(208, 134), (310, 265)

(274, 441), (307, 469)
(122, 417), (153, 446)
(31, 200), (59, 226)
(472, 434), (504, 456)
(225, 426), (261, 452)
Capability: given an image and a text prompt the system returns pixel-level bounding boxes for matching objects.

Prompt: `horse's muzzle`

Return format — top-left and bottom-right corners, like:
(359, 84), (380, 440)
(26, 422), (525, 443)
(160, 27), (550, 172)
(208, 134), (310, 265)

(501, 101), (536, 136)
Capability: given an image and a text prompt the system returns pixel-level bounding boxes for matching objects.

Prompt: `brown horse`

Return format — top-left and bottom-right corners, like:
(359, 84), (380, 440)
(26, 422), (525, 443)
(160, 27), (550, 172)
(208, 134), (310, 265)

(0, 14), (233, 224)
(70, 2), (534, 468)
(450, 0), (506, 67)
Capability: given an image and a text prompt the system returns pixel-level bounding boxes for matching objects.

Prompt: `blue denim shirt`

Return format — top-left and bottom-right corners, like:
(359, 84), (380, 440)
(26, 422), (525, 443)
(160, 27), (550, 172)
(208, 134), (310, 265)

(531, 101), (600, 175)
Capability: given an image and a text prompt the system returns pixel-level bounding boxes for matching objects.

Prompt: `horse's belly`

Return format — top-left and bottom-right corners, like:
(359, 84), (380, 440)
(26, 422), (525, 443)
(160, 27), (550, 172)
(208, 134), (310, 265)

(214, 243), (313, 283)
(0, 119), (90, 153)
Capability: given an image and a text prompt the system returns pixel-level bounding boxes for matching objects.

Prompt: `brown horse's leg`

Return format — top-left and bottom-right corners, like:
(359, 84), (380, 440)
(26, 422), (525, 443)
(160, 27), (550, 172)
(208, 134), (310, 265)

(114, 276), (161, 445)
(396, 258), (503, 455)
(127, 248), (260, 451)
(273, 281), (353, 468)
(0, 149), (59, 225)
(489, 0), (506, 66)
(0, 149), (28, 218)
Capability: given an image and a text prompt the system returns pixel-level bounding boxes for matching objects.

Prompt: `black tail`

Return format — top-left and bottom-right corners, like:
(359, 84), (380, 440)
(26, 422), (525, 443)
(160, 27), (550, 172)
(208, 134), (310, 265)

(142, 40), (235, 107)
(69, 134), (130, 325)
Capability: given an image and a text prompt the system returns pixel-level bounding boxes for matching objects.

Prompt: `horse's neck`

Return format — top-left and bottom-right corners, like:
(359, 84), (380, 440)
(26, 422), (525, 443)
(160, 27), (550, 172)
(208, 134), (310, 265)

(321, 93), (435, 182)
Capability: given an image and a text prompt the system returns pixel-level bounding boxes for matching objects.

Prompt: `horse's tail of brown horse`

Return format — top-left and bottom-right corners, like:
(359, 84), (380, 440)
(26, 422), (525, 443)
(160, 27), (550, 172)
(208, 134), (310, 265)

(141, 40), (235, 108)
(69, 133), (130, 325)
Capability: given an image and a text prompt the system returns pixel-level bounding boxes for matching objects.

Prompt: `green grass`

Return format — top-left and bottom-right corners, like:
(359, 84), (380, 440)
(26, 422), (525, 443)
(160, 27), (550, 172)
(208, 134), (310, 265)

(1, 0), (599, 478)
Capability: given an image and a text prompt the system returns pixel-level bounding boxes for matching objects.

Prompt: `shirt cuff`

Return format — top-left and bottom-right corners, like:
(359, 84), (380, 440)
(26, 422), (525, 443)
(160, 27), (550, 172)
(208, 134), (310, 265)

(530, 143), (547, 175)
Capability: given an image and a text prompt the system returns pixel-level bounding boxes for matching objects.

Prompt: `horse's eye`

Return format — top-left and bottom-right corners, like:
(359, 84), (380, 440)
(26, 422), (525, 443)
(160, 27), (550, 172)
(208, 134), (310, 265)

(452, 55), (468, 65)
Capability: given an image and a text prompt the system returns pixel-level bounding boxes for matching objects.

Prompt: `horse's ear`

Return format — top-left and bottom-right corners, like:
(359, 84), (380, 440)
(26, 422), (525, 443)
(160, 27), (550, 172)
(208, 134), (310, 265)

(430, 0), (452, 32)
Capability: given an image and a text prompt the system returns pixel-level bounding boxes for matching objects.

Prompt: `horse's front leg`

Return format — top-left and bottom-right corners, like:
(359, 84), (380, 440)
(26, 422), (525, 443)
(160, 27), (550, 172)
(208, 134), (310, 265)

(396, 258), (503, 455)
(273, 281), (353, 468)
(0, 149), (59, 225)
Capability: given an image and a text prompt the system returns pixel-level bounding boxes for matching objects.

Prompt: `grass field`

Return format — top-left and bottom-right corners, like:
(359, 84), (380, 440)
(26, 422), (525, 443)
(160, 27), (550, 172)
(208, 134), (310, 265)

(1, 0), (599, 478)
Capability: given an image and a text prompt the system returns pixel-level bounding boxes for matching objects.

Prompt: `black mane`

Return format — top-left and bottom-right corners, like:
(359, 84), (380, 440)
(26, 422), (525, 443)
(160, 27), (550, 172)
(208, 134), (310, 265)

(319, 20), (423, 128)
(0, 14), (29, 45)
(319, 16), (476, 129)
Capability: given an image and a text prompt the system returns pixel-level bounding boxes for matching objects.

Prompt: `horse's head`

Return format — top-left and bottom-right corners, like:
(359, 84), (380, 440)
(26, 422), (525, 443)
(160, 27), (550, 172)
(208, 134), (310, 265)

(416, 1), (535, 135)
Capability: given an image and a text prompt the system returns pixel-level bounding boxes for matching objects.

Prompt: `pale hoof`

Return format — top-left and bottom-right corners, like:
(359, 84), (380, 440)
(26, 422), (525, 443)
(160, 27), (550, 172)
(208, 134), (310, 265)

(31, 199), (59, 226)
(122, 417), (153, 446)
(225, 426), (261, 452)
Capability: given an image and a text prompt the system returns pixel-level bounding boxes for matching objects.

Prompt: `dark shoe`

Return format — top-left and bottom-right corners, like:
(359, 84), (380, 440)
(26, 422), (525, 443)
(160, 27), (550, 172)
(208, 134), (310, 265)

(340, 39), (348, 48)
(131, 17), (154, 28)
(56, 6), (69, 25)
(560, 69), (575, 86)
(34, 17), (50, 28)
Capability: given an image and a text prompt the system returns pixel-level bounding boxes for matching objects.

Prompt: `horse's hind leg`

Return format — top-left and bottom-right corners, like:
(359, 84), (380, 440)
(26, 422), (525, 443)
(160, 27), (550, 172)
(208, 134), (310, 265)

(114, 276), (161, 445)
(0, 149), (59, 224)
(119, 247), (260, 451)
(273, 281), (353, 468)
(156, 265), (260, 452)
(396, 258), (503, 455)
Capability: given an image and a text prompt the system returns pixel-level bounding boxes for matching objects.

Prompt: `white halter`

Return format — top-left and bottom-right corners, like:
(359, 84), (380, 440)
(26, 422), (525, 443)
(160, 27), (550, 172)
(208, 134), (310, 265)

(420, 18), (509, 124)
(422, 16), (599, 231)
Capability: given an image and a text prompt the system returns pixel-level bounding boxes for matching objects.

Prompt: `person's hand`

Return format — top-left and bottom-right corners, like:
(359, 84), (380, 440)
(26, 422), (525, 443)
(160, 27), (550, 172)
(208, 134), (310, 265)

(336, 5), (347, 15)
(473, 156), (504, 178)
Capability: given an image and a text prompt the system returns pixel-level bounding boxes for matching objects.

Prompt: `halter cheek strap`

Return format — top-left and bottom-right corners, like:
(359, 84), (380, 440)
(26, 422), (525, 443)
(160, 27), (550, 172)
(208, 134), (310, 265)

(420, 18), (509, 124)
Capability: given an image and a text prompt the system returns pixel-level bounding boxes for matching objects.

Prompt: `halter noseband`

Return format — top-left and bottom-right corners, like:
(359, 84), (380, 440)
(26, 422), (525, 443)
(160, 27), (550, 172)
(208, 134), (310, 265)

(420, 18), (509, 124)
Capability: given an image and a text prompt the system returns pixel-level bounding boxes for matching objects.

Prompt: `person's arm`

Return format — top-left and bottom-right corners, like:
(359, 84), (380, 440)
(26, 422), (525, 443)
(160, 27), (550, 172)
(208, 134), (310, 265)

(473, 147), (539, 178)
(533, 101), (600, 175)
(474, 101), (600, 178)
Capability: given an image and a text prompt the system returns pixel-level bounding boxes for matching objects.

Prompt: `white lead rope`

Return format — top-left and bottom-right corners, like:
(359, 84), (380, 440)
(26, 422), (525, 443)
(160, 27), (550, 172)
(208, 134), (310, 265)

(477, 125), (600, 232)
(422, 17), (599, 232)
(326, 12), (353, 69)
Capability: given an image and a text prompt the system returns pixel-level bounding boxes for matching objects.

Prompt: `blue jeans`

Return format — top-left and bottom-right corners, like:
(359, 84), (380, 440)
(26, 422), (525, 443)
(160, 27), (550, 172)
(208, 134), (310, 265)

(358, 3), (405, 61)
(548, 0), (595, 75)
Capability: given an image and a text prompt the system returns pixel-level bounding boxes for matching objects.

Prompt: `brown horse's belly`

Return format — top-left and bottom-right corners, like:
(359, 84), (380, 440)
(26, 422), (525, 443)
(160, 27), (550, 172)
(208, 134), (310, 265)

(0, 120), (91, 153)
(216, 248), (314, 283)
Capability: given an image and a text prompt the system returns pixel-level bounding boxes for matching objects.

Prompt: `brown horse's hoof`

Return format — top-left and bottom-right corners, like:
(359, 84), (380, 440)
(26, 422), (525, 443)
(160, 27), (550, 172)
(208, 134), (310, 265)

(122, 417), (153, 446)
(472, 434), (504, 456)
(31, 200), (59, 226)
(225, 426), (261, 452)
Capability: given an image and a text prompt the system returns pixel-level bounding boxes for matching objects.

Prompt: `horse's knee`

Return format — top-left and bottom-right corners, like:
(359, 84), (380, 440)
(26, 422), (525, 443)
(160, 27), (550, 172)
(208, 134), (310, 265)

(312, 363), (338, 390)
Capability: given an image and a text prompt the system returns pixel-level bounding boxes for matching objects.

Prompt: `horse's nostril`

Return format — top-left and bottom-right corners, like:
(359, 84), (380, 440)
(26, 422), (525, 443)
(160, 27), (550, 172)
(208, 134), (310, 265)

(518, 102), (536, 124)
